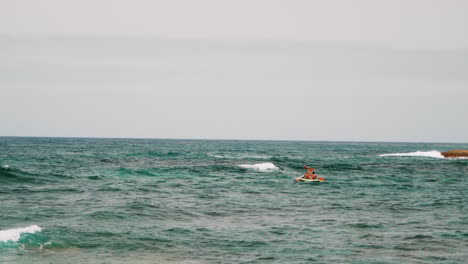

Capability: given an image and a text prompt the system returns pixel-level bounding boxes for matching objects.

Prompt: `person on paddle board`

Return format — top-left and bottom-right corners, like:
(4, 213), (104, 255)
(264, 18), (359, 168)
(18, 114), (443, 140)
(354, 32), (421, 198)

(301, 166), (324, 181)
(302, 166), (314, 179)
(310, 171), (318, 179)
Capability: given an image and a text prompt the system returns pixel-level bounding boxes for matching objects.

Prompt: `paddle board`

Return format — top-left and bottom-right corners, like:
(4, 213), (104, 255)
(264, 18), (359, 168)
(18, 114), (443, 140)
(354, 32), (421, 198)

(295, 177), (323, 182)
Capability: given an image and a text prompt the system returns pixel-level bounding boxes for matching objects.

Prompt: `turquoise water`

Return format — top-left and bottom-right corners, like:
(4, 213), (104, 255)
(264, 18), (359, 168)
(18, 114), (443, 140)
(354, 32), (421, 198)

(1, 137), (467, 263)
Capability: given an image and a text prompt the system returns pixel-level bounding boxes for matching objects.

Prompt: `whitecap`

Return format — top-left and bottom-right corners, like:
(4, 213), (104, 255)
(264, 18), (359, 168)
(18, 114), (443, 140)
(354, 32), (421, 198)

(378, 150), (444, 159)
(208, 153), (271, 159)
(0, 225), (42, 243)
(239, 162), (278, 171)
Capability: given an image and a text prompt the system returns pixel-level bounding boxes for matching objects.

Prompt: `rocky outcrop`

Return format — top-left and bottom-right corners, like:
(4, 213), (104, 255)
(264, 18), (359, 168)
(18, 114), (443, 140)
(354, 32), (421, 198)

(441, 150), (468, 158)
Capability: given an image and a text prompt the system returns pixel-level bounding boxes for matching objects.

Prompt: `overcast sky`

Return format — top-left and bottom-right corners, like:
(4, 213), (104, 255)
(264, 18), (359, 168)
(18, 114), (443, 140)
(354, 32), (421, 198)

(1, 0), (467, 142)
(2, 0), (468, 50)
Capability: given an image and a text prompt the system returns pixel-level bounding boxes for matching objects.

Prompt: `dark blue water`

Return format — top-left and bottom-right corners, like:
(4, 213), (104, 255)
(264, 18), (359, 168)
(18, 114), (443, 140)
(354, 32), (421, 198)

(1, 137), (467, 263)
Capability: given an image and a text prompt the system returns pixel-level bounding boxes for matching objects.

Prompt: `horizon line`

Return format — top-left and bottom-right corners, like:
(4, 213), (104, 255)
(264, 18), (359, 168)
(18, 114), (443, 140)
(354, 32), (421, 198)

(1, 135), (466, 145)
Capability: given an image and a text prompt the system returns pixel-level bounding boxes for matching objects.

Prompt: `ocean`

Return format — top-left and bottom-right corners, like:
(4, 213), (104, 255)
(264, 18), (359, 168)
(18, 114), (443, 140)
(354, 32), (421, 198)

(1, 137), (467, 263)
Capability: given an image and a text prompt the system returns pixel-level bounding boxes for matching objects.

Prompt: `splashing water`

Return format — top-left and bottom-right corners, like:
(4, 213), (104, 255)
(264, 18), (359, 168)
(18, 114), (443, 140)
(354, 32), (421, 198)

(0, 225), (42, 243)
(238, 162), (279, 171)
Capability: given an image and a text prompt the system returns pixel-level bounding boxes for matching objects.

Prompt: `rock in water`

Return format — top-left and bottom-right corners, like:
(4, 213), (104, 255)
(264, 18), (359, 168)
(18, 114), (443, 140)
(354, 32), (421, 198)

(441, 150), (468, 158)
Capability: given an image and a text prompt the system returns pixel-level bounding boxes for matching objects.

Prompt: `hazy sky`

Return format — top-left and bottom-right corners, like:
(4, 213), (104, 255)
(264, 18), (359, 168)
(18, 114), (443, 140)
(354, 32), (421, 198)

(1, 1), (468, 142)
(2, 0), (468, 50)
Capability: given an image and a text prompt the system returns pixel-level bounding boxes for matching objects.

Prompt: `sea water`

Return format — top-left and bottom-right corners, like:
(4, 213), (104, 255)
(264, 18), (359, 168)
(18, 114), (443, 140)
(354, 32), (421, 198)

(0, 137), (467, 263)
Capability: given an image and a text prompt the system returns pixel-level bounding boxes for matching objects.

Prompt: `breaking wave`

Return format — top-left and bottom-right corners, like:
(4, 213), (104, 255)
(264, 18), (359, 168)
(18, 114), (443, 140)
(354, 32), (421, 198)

(208, 153), (272, 159)
(379, 150), (444, 159)
(238, 162), (278, 171)
(0, 225), (42, 243)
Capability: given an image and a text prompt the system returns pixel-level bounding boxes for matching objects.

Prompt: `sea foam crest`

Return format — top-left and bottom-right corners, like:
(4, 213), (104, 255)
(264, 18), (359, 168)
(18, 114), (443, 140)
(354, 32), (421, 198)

(379, 150), (444, 159)
(208, 153), (271, 159)
(0, 225), (42, 243)
(239, 162), (278, 171)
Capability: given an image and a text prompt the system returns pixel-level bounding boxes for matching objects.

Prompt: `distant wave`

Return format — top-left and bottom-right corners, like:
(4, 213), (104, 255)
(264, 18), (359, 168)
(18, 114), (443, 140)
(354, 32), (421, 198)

(239, 162), (278, 171)
(0, 225), (42, 243)
(0, 166), (60, 184)
(208, 153), (272, 159)
(379, 150), (444, 159)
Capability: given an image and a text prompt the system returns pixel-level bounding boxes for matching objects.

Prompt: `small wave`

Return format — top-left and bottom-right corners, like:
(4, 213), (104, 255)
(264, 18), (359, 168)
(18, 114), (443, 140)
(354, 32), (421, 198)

(208, 153), (272, 159)
(117, 168), (156, 176)
(0, 225), (42, 243)
(0, 167), (69, 184)
(238, 162), (278, 171)
(379, 150), (444, 159)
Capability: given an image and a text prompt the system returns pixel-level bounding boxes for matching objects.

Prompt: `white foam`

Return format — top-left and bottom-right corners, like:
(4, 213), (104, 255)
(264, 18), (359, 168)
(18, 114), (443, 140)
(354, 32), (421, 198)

(0, 225), (42, 243)
(379, 150), (444, 159)
(208, 153), (271, 159)
(239, 162), (278, 171)
(2, 164), (9, 168)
